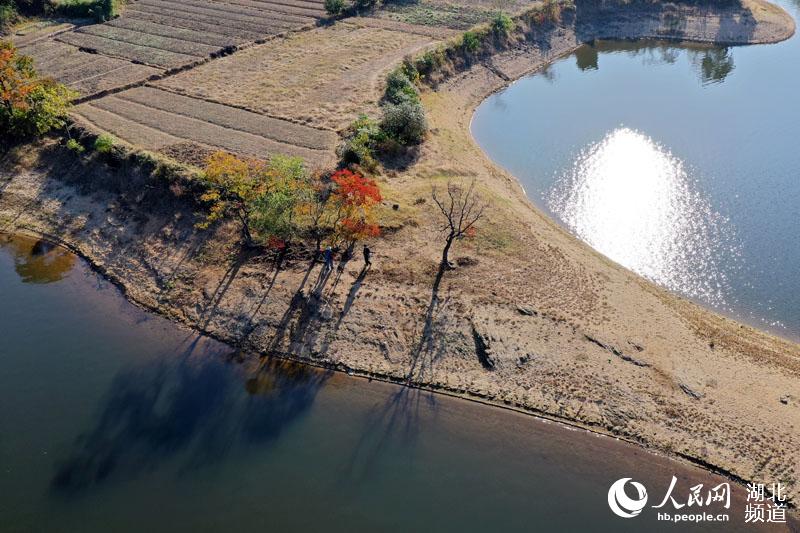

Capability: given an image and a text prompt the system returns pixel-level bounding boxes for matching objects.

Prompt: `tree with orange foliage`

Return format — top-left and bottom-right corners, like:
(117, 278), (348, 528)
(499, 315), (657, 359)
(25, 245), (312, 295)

(0, 41), (74, 143)
(327, 169), (382, 250)
(198, 151), (268, 245)
(198, 151), (315, 249)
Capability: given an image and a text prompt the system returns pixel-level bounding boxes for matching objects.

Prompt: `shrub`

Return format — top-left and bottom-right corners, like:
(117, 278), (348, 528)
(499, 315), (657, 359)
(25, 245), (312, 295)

(338, 114), (384, 170)
(54, 0), (116, 22)
(93, 134), (116, 153)
(543, 0), (562, 23)
(461, 31), (481, 53)
(66, 138), (84, 153)
(385, 69), (419, 105)
(400, 56), (419, 84)
(380, 100), (427, 145)
(0, 42), (75, 142)
(353, 0), (374, 9)
(0, 1), (18, 33)
(324, 0), (344, 14)
(491, 11), (514, 36)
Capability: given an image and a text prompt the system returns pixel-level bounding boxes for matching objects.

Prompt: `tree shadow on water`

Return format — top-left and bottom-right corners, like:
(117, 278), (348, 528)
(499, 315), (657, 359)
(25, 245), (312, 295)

(51, 341), (330, 494)
(339, 386), (437, 484)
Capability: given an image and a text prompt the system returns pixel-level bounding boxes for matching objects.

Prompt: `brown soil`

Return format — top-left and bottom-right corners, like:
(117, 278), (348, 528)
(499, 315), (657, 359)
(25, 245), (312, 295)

(2, 0), (799, 504)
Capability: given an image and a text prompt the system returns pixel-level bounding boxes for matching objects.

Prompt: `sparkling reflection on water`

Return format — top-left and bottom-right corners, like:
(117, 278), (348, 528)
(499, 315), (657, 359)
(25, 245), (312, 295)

(547, 127), (738, 308)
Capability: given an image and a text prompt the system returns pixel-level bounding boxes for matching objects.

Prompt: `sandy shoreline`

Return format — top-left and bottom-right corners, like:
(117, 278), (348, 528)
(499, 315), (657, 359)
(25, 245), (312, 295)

(2, 0), (799, 503)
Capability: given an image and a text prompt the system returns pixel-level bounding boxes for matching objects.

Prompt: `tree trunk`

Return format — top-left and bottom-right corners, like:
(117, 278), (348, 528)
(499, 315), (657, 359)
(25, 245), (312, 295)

(441, 234), (454, 267)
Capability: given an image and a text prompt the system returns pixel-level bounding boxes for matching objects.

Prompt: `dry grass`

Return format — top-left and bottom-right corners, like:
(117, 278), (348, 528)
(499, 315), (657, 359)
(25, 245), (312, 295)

(157, 22), (438, 131)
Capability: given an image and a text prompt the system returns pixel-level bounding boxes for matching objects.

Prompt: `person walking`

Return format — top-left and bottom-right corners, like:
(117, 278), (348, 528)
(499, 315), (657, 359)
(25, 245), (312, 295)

(323, 246), (334, 273)
(363, 244), (372, 268)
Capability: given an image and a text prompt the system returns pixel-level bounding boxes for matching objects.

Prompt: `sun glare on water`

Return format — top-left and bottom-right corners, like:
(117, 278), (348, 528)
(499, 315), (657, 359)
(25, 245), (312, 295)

(548, 127), (738, 308)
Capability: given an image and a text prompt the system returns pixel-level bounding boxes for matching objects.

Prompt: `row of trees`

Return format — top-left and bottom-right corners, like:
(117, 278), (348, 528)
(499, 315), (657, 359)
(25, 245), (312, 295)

(1, 0), (116, 31)
(198, 151), (487, 269)
(198, 152), (382, 253)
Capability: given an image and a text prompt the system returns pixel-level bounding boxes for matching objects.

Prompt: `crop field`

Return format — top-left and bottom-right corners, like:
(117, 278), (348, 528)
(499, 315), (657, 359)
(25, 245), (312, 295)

(17, 0), (327, 97)
(366, 0), (539, 30)
(17, 39), (162, 95)
(72, 86), (339, 168)
(157, 23), (438, 130)
(15, 0), (480, 169)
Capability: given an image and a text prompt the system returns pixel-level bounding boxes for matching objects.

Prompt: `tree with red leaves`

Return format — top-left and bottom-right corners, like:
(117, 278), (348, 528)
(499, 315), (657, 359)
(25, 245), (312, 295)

(328, 169), (382, 249)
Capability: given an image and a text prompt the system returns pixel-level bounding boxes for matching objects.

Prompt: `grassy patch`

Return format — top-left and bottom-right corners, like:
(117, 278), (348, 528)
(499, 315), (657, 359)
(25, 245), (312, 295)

(380, 0), (495, 29)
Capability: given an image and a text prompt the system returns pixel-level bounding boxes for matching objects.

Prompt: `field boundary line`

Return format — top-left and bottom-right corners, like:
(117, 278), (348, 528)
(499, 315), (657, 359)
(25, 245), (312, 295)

(216, 0), (326, 18)
(226, 0), (327, 11)
(122, 6), (293, 38)
(73, 107), (244, 160)
(114, 89), (337, 150)
(71, 105), (185, 148)
(126, 3), (302, 31)
(91, 95), (335, 159)
(136, 0), (316, 25)
(150, 84), (341, 135)
(108, 17), (242, 45)
(98, 21), (235, 49)
(54, 35), (199, 71)
(121, 9), (268, 39)
(15, 23), (81, 48)
(67, 62), (150, 87)
(70, 28), (206, 60)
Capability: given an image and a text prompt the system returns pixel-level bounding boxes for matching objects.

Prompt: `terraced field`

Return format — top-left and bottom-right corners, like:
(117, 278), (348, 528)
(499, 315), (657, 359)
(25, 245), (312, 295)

(72, 86), (339, 168)
(13, 0), (481, 169)
(157, 23), (438, 130)
(16, 0), (327, 98)
(365, 0), (541, 31)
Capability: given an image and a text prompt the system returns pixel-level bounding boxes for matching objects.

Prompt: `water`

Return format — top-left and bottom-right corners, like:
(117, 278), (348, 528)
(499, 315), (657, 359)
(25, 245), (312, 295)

(471, 0), (800, 341)
(2, 233), (793, 531)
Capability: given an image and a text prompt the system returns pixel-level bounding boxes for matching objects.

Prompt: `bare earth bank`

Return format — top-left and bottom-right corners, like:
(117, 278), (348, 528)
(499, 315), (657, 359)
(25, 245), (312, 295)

(1, 0), (799, 501)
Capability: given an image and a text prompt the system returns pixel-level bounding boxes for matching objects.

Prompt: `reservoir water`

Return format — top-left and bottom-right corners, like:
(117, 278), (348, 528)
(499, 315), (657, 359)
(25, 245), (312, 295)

(1, 233), (793, 531)
(472, 0), (800, 341)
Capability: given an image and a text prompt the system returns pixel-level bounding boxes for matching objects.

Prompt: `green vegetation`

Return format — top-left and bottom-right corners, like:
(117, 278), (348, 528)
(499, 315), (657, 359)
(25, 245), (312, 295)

(198, 152), (383, 250)
(491, 11), (514, 36)
(54, 0), (117, 22)
(380, 0), (495, 30)
(0, 42), (75, 144)
(65, 137), (84, 153)
(337, 114), (384, 171)
(0, 1), (19, 33)
(93, 133), (116, 153)
(461, 30), (480, 53)
(412, 0), (573, 83)
(338, 63), (427, 169)
(380, 100), (426, 145)
(323, 0), (344, 15)
(0, 0), (118, 31)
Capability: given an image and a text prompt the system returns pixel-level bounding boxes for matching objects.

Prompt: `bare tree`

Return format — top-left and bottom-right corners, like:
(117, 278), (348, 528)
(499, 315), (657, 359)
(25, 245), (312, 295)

(431, 180), (487, 269)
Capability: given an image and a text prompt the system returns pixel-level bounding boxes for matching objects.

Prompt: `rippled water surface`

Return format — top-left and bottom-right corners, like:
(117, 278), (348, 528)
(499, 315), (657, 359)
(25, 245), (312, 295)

(472, 0), (800, 339)
(1, 233), (786, 532)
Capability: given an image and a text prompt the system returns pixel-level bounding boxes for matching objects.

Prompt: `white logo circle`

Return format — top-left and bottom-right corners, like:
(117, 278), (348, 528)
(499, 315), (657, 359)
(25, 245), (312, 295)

(608, 478), (648, 518)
